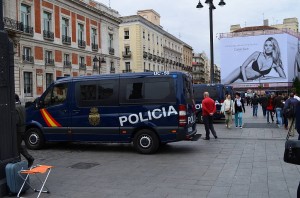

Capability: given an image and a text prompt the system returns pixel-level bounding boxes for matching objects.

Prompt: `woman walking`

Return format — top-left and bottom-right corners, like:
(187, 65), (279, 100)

(221, 94), (234, 128)
(266, 94), (275, 123)
(234, 93), (245, 128)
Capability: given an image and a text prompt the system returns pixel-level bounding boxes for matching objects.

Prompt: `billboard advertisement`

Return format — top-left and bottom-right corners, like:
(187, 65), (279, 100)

(220, 33), (299, 86)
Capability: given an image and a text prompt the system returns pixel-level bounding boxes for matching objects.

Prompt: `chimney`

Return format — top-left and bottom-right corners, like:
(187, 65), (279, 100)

(263, 19), (269, 26)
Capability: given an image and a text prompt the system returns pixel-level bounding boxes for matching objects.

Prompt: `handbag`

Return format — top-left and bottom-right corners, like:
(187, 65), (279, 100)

(283, 118), (300, 165)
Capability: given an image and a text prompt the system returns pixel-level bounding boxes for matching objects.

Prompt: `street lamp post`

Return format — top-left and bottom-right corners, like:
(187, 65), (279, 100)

(196, 0), (225, 84)
(93, 55), (106, 74)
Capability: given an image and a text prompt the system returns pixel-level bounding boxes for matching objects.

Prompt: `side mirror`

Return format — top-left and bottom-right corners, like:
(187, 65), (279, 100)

(34, 97), (42, 109)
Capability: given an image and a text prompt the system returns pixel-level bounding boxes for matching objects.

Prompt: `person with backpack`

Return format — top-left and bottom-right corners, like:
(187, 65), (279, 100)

(283, 93), (299, 137)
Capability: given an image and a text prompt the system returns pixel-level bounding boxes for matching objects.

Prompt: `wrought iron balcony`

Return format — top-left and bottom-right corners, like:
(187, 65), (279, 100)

(153, 55), (157, 61)
(122, 69), (132, 73)
(64, 61), (72, 68)
(143, 51), (148, 58)
(148, 53), (152, 60)
(166, 59), (169, 63)
(122, 51), (132, 59)
(176, 62), (179, 66)
(79, 63), (86, 70)
(161, 58), (165, 63)
(43, 30), (54, 41)
(22, 25), (34, 36)
(109, 47), (115, 55)
(3, 17), (23, 33)
(157, 56), (161, 62)
(62, 35), (71, 45)
(22, 55), (34, 64)
(92, 43), (98, 51)
(45, 58), (54, 66)
(173, 61), (176, 65)
(110, 67), (115, 73)
(78, 40), (86, 48)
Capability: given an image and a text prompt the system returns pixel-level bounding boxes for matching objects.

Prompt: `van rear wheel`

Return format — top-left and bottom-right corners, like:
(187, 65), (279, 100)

(24, 128), (45, 150)
(133, 129), (159, 154)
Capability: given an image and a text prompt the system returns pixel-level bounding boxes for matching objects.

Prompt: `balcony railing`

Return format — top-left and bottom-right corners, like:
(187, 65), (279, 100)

(3, 17), (23, 32)
(78, 40), (86, 48)
(109, 47), (115, 55)
(45, 58), (54, 66)
(110, 67), (115, 73)
(166, 59), (169, 63)
(62, 35), (71, 45)
(22, 55), (34, 64)
(157, 56), (161, 62)
(122, 51), (132, 59)
(22, 25), (34, 36)
(92, 43), (98, 51)
(79, 63), (86, 70)
(64, 61), (72, 68)
(122, 69), (132, 73)
(148, 53), (152, 60)
(43, 30), (54, 41)
(143, 51), (148, 58)
(161, 58), (165, 63)
(153, 55), (157, 61)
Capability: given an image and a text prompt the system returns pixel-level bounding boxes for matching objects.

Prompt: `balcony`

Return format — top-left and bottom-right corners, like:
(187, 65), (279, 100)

(173, 61), (176, 65)
(153, 55), (157, 61)
(109, 47), (115, 55)
(143, 51), (148, 58)
(22, 25), (34, 36)
(110, 67), (116, 73)
(161, 58), (165, 63)
(79, 63), (86, 70)
(122, 69), (132, 73)
(157, 56), (161, 62)
(22, 55), (34, 64)
(43, 30), (54, 41)
(45, 58), (54, 66)
(148, 53), (152, 60)
(176, 62), (179, 66)
(78, 40), (86, 48)
(3, 17), (23, 33)
(62, 35), (71, 45)
(166, 59), (169, 63)
(92, 43), (98, 51)
(122, 51), (132, 59)
(64, 61), (72, 68)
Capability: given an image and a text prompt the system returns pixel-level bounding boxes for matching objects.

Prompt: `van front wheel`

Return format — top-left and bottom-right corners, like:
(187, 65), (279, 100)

(133, 129), (159, 154)
(24, 128), (45, 150)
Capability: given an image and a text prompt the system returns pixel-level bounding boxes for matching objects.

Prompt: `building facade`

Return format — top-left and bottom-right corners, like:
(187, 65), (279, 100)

(2, 0), (121, 102)
(119, 10), (193, 73)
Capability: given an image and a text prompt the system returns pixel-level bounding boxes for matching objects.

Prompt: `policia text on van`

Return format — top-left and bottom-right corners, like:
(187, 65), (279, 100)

(25, 71), (200, 154)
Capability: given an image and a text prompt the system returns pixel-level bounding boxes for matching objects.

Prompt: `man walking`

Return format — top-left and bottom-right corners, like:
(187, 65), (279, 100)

(252, 95), (259, 117)
(274, 92), (284, 127)
(202, 92), (217, 140)
(283, 93), (299, 137)
(15, 94), (34, 167)
(259, 94), (268, 117)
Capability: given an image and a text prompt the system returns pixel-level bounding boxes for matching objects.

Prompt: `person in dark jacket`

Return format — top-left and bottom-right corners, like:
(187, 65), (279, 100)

(259, 94), (268, 117)
(15, 94), (34, 168)
(252, 95), (259, 116)
(295, 102), (300, 197)
(266, 94), (275, 123)
(202, 92), (217, 140)
(284, 93), (299, 137)
(234, 92), (245, 128)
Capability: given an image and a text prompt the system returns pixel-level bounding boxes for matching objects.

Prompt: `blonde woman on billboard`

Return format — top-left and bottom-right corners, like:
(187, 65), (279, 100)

(223, 37), (286, 84)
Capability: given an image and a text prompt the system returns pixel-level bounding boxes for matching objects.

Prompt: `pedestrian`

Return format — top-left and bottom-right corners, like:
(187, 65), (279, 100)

(259, 94), (268, 117)
(295, 101), (300, 198)
(266, 94), (275, 123)
(15, 94), (34, 168)
(234, 92), (245, 128)
(283, 93), (289, 129)
(274, 92), (284, 127)
(202, 92), (217, 140)
(283, 92), (299, 137)
(252, 95), (259, 116)
(221, 94), (234, 128)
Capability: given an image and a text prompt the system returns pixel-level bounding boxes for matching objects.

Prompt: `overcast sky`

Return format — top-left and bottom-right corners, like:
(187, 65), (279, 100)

(95, 0), (300, 65)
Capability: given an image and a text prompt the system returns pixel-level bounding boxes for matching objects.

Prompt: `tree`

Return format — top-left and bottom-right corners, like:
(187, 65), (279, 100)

(292, 77), (300, 95)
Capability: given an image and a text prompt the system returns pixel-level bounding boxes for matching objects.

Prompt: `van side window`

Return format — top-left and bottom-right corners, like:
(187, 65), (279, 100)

(43, 83), (68, 107)
(120, 77), (175, 104)
(76, 80), (118, 107)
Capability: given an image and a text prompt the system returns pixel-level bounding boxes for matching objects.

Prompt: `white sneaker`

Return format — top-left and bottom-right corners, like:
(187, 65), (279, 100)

(240, 126), (243, 129)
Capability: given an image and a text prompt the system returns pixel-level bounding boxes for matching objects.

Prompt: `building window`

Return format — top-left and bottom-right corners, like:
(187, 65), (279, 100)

(125, 62), (130, 70)
(45, 51), (53, 65)
(64, 54), (71, 67)
(46, 73), (53, 88)
(43, 11), (52, 32)
(125, 46), (130, 55)
(23, 47), (32, 62)
(24, 72), (33, 97)
(143, 30), (145, 39)
(109, 33), (113, 48)
(91, 28), (97, 45)
(124, 30), (129, 39)
(148, 33), (150, 41)
(78, 23), (84, 41)
(21, 4), (31, 27)
(62, 18), (69, 37)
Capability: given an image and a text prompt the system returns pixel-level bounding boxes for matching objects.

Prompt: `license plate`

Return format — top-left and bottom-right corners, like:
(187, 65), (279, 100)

(188, 127), (192, 133)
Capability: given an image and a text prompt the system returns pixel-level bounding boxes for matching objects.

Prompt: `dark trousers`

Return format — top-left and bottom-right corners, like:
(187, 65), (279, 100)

(17, 133), (33, 161)
(262, 107), (267, 117)
(203, 115), (217, 139)
(298, 181), (300, 198)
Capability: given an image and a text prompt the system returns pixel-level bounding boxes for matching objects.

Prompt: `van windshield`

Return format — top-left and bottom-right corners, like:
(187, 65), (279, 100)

(194, 86), (218, 101)
(184, 74), (194, 102)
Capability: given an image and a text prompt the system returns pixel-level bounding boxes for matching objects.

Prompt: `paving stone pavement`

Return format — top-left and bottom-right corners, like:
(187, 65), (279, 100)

(5, 105), (300, 198)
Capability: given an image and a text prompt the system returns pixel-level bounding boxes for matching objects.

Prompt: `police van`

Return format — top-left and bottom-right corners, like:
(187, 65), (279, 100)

(25, 71), (199, 154)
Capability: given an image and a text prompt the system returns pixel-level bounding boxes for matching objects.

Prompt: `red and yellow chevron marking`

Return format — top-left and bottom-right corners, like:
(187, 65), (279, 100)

(40, 109), (62, 127)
